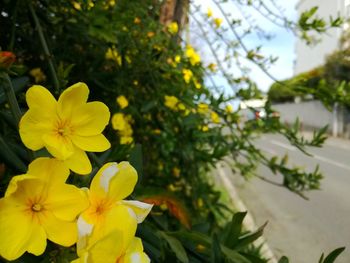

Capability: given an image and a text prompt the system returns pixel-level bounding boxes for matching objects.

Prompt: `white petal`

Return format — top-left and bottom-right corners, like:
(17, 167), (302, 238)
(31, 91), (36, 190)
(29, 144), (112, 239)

(121, 200), (153, 223)
(100, 163), (118, 192)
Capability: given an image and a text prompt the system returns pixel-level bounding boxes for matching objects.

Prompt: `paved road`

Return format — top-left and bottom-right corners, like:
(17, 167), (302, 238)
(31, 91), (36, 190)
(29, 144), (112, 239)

(230, 133), (350, 263)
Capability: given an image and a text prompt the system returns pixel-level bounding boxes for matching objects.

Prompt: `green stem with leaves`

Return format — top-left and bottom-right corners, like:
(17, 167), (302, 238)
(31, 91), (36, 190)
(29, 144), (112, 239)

(0, 72), (22, 125)
(28, 1), (60, 92)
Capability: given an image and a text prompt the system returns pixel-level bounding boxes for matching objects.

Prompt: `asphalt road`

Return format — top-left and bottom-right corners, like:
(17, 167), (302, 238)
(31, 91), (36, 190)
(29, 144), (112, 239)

(230, 133), (350, 263)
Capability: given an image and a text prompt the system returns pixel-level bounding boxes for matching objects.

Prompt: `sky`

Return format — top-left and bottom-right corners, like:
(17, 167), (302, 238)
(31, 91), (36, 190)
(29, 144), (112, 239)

(191, 0), (298, 93)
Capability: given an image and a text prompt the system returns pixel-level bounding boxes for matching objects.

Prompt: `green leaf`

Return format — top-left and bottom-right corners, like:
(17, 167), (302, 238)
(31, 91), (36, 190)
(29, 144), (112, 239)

(278, 256), (289, 263)
(321, 247), (345, 263)
(159, 232), (189, 263)
(128, 143), (143, 180)
(234, 222), (267, 249)
(210, 234), (222, 263)
(171, 231), (250, 263)
(0, 76), (29, 104)
(223, 212), (247, 248)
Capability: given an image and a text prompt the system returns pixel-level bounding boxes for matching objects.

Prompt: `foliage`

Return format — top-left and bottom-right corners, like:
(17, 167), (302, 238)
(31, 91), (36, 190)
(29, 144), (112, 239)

(0, 0), (346, 262)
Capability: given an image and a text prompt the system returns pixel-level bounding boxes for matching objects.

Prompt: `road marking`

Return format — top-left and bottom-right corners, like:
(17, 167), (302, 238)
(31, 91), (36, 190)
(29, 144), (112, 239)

(269, 140), (296, 151)
(326, 141), (350, 151)
(313, 154), (350, 172)
(268, 139), (350, 172)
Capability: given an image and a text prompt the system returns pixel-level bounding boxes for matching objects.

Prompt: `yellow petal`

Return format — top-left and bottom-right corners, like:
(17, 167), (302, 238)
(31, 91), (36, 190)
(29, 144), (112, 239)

(27, 157), (70, 184)
(71, 102), (110, 136)
(71, 134), (111, 152)
(90, 162), (137, 201)
(47, 185), (89, 221)
(88, 230), (124, 263)
(120, 200), (152, 224)
(0, 198), (33, 260)
(5, 174), (32, 197)
(64, 147), (92, 175)
(19, 109), (55, 150)
(120, 237), (150, 263)
(5, 176), (46, 202)
(43, 133), (74, 160)
(89, 205), (137, 254)
(42, 211), (78, 247)
(26, 85), (57, 114)
(26, 222), (47, 257)
(108, 162), (138, 201)
(58, 82), (89, 119)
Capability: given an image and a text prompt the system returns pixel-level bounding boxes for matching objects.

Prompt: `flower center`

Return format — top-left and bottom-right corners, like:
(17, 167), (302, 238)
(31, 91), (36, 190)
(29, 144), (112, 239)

(31, 203), (42, 212)
(56, 120), (73, 137)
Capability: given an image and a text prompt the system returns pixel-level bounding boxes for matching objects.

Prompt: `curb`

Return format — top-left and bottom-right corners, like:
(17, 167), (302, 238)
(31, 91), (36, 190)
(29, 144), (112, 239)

(215, 163), (278, 263)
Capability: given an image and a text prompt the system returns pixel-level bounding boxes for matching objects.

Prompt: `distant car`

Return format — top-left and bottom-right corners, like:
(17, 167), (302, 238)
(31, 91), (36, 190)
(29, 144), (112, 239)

(251, 108), (280, 120)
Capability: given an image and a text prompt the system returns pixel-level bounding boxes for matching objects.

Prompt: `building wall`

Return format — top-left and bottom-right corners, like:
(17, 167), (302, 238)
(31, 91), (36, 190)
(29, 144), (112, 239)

(273, 100), (350, 138)
(294, 0), (346, 74)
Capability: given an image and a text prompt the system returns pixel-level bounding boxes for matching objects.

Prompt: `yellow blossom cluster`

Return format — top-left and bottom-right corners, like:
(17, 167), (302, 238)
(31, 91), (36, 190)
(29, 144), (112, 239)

(111, 113), (134, 144)
(116, 95), (129, 109)
(164, 95), (189, 115)
(29, 68), (46, 83)
(185, 45), (201, 66)
(182, 68), (193, 83)
(105, 47), (122, 65)
(167, 21), (178, 35)
(0, 83), (152, 262)
(206, 8), (223, 28)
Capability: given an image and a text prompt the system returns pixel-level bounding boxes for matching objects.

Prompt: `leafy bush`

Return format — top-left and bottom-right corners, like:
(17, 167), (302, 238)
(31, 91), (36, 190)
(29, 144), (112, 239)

(0, 0), (345, 262)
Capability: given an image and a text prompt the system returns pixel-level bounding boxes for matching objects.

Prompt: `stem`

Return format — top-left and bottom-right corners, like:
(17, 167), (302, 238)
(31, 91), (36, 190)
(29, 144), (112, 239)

(0, 72), (22, 125)
(28, 1), (60, 92)
(0, 134), (27, 172)
(88, 152), (103, 167)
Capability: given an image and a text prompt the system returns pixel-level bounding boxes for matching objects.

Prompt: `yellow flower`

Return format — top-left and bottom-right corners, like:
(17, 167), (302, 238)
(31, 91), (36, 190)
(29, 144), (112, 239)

(105, 47), (122, 65)
(19, 83), (111, 175)
(197, 198), (204, 208)
(201, 125), (209, 132)
(185, 45), (201, 66)
(175, 55), (181, 63)
(225, 104), (233, 113)
(107, 0), (116, 7)
(153, 129), (161, 135)
(147, 31), (155, 38)
(167, 22), (178, 35)
(214, 18), (223, 28)
(164, 95), (179, 110)
(177, 102), (186, 111)
(207, 8), (213, 18)
(111, 113), (134, 144)
(211, 111), (220, 123)
(133, 80), (139, 86)
(72, 235), (150, 263)
(194, 79), (202, 89)
(197, 103), (209, 114)
(118, 237), (150, 263)
(172, 167), (180, 178)
(72, 1), (81, 10)
(208, 63), (217, 72)
(182, 69), (193, 84)
(134, 17), (141, 24)
(116, 95), (129, 109)
(120, 136), (133, 145)
(29, 68), (46, 83)
(76, 162), (152, 260)
(0, 158), (88, 260)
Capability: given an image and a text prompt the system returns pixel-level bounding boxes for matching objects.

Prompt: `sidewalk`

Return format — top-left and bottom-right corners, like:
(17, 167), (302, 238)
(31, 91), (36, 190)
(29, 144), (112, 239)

(213, 162), (278, 263)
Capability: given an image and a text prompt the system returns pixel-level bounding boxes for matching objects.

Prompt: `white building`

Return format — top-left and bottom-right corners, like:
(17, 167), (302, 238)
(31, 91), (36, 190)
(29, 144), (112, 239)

(294, 0), (350, 74)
